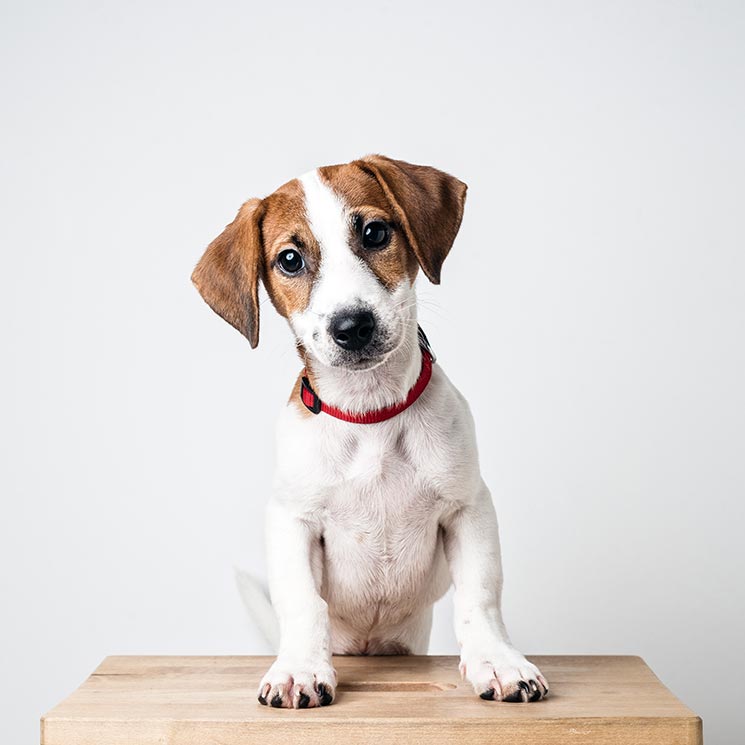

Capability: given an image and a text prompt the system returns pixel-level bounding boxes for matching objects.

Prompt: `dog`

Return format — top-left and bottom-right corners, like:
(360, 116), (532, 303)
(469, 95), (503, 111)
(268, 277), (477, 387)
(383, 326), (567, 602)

(192, 155), (548, 708)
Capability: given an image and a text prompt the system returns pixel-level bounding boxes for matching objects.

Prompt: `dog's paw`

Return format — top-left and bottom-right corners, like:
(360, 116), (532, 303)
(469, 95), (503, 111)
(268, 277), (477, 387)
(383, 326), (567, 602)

(257, 657), (337, 709)
(460, 648), (549, 702)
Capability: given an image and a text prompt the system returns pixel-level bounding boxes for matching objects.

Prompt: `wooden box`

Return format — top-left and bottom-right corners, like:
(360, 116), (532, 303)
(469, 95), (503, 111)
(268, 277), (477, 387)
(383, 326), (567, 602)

(41, 655), (702, 744)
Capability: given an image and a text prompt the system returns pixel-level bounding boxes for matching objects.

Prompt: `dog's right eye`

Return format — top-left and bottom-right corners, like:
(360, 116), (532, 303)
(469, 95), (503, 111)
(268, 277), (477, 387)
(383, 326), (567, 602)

(361, 221), (390, 250)
(277, 248), (305, 276)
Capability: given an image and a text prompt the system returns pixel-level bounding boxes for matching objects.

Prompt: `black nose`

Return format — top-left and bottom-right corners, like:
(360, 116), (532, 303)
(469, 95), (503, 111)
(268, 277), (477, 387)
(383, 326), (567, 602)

(330, 310), (376, 351)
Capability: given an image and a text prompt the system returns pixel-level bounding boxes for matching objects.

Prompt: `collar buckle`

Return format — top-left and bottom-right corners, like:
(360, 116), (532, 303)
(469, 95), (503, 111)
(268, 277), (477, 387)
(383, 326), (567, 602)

(300, 376), (322, 415)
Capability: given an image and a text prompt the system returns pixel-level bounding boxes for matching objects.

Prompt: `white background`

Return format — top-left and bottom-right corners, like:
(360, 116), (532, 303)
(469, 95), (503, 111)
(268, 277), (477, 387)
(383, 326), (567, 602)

(2, 1), (744, 742)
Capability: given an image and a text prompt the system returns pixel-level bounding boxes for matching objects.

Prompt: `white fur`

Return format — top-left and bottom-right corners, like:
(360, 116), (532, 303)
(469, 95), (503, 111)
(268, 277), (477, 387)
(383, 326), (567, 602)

(255, 170), (548, 708)
(292, 170), (411, 383)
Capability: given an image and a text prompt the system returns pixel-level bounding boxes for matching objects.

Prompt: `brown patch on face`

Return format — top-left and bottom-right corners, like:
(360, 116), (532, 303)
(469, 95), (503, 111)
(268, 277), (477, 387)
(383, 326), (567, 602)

(318, 164), (419, 290)
(258, 178), (319, 321)
(354, 155), (467, 285)
(191, 179), (319, 349)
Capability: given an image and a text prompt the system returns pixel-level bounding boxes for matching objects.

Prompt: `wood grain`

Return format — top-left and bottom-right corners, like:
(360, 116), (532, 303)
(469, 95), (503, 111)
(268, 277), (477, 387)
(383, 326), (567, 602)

(40, 655), (702, 745)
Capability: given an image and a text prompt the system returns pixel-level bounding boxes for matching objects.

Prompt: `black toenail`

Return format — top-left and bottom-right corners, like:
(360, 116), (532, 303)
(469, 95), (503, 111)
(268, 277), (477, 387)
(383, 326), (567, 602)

(480, 688), (495, 700)
(528, 681), (542, 701)
(317, 683), (333, 706)
(298, 692), (310, 709)
(271, 694), (283, 708)
(518, 681), (529, 691)
(258, 693), (267, 705)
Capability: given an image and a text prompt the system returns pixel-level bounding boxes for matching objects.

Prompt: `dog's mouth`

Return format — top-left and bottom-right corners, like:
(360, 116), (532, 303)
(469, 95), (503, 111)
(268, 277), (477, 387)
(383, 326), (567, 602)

(337, 354), (389, 371)
(327, 344), (394, 371)
(308, 324), (402, 372)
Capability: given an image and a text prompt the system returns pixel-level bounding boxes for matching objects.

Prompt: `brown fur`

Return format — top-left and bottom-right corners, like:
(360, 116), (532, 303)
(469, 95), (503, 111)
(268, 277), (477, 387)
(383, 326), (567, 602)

(355, 155), (467, 285)
(191, 198), (263, 347)
(191, 179), (317, 348)
(259, 179), (319, 322)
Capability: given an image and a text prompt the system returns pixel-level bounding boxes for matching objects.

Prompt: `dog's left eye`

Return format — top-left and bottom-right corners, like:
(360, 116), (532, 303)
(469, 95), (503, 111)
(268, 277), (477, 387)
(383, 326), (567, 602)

(277, 248), (305, 275)
(362, 221), (390, 250)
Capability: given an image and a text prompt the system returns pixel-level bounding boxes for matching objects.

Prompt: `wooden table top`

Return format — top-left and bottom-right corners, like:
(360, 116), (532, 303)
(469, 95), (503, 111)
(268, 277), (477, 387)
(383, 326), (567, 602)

(41, 655), (702, 745)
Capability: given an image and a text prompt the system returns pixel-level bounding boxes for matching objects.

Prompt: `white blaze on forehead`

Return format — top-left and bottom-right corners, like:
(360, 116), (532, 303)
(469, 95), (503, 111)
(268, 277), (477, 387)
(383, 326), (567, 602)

(292, 169), (415, 372)
(298, 169), (379, 313)
(298, 169), (350, 260)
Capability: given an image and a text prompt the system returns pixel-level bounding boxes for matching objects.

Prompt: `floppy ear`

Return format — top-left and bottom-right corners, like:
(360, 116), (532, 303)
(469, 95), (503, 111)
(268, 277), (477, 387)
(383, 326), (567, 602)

(359, 155), (467, 284)
(191, 198), (263, 348)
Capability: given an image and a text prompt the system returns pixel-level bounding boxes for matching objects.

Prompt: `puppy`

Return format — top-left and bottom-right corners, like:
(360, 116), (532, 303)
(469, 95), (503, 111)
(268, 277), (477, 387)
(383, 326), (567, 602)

(192, 155), (548, 708)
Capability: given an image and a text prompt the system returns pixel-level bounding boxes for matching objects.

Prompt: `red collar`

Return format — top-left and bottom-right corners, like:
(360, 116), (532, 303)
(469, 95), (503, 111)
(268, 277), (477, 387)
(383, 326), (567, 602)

(300, 327), (436, 424)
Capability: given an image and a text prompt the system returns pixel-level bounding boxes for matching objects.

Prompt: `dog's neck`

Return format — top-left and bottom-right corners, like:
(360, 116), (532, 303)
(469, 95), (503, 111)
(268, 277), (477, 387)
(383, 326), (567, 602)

(303, 321), (423, 415)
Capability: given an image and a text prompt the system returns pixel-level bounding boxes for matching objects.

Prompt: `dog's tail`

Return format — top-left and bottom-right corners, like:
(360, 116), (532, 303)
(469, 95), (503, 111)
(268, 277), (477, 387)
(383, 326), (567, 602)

(234, 568), (279, 650)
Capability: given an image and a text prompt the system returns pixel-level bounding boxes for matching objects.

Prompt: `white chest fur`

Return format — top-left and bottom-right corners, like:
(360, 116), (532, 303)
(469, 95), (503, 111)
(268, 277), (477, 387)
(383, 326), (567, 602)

(322, 423), (451, 641)
(272, 367), (475, 653)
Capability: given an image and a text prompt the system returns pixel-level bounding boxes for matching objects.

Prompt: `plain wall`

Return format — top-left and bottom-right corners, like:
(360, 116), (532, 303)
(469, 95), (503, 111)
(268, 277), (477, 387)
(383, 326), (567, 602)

(1, 0), (744, 742)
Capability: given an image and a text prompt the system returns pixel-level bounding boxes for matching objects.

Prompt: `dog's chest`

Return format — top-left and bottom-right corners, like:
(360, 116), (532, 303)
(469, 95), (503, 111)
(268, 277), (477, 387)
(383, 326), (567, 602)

(318, 424), (447, 608)
(325, 423), (439, 522)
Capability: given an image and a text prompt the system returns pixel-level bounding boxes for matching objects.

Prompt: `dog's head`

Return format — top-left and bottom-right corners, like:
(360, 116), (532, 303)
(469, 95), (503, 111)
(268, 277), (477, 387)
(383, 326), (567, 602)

(192, 155), (466, 369)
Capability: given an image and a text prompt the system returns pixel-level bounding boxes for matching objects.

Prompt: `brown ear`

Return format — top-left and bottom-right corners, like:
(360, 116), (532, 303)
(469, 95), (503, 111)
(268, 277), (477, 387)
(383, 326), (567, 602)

(358, 155), (467, 284)
(191, 198), (263, 348)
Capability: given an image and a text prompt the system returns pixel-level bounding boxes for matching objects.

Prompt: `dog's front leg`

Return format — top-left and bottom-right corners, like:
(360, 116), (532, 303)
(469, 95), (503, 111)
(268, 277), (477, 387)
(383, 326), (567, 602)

(443, 481), (549, 702)
(257, 499), (336, 709)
